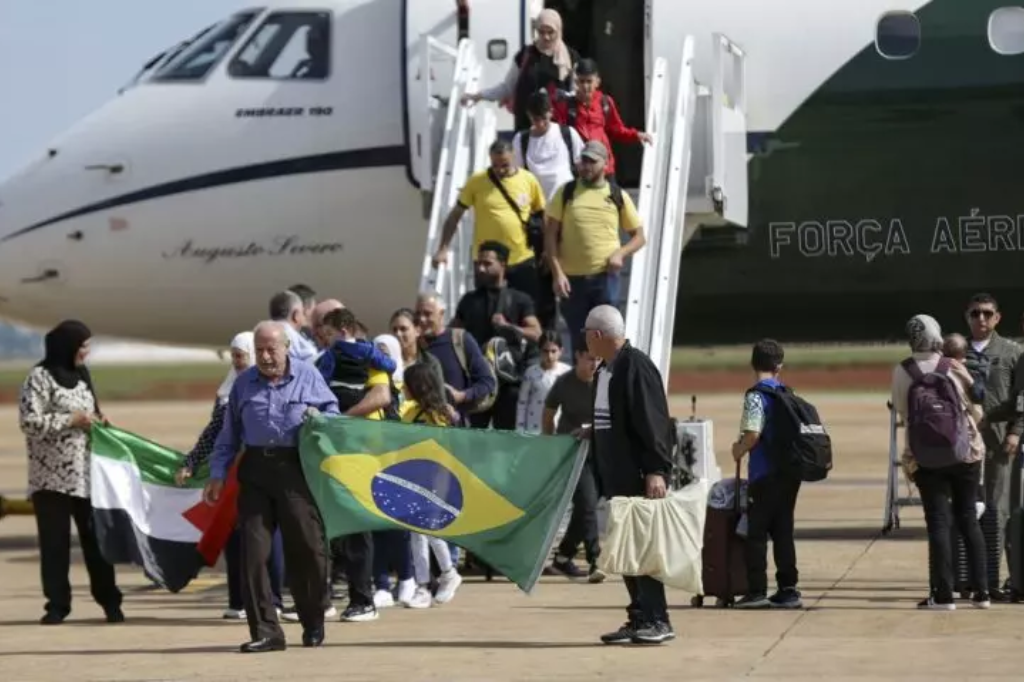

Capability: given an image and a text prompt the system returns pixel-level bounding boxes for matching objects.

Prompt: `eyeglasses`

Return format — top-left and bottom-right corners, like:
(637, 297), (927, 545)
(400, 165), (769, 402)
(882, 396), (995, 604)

(969, 309), (996, 319)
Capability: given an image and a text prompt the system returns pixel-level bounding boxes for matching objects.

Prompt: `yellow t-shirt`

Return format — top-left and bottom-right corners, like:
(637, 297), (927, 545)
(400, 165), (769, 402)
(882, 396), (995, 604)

(364, 369), (390, 421)
(457, 169), (546, 266)
(399, 399), (450, 426)
(546, 182), (642, 277)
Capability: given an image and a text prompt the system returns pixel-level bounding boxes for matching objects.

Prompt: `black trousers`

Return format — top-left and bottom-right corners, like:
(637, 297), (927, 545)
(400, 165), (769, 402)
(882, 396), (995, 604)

(469, 383), (519, 431)
(915, 462), (989, 601)
(624, 575), (669, 624)
(237, 449), (327, 640)
(556, 459), (600, 564)
(746, 474), (801, 596)
(336, 532), (374, 608)
(506, 258), (557, 332)
(32, 490), (122, 617)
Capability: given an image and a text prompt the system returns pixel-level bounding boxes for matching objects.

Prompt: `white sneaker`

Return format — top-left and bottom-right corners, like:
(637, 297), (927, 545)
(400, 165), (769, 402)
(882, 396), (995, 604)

(396, 578), (416, 606)
(373, 589), (395, 609)
(281, 605), (337, 622)
(222, 608), (246, 620)
(405, 585), (433, 609)
(976, 501), (986, 520)
(324, 605), (339, 619)
(434, 568), (463, 605)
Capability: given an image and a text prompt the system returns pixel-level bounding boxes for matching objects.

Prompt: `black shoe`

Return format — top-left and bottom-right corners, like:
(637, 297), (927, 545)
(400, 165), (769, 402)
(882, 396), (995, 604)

(971, 592), (992, 610)
(990, 586), (1012, 603)
(768, 588), (803, 609)
(40, 612), (66, 625)
(631, 621), (675, 645)
(600, 621), (638, 645)
(239, 637), (287, 653)
(302, 627), (325, 647)
(734, 593), (771, 609)
(340, 603), (379, 622)
(104, 607), (125, 624)
(551, 557), (586, 579)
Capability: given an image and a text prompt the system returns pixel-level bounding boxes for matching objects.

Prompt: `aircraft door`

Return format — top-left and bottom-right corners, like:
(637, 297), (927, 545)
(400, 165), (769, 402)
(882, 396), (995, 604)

(711, 34), (748, 228)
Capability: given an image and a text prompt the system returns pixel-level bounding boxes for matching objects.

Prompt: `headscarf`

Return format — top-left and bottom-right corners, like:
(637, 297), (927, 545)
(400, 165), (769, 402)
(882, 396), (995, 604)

(374, 333), (404, 384)
(535, 9), (572, 82)
(906, 314), (943, 354)
(216, 331), (255, 403)
(38, 320), (99, 406)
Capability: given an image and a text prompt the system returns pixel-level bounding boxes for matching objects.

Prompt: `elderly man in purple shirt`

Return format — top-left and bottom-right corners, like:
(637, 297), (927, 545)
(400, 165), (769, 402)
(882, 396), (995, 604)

(205, 320), (339, 654)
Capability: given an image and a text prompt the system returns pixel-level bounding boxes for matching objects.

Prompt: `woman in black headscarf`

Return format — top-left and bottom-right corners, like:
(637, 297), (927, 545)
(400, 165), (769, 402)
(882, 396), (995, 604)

(19, 320), (123, 625)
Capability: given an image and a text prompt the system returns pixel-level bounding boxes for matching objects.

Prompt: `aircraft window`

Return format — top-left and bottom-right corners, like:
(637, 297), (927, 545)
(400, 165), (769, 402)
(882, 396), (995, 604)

(152, 11), (260, 82)
(989, 7), (1024, 55)
(875, 11), (921, 60)
(228, 11), (331, 80)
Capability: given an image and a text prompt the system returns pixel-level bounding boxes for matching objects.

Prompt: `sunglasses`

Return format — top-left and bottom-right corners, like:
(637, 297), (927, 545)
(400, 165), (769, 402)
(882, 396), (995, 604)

(969, 309), (996, 319)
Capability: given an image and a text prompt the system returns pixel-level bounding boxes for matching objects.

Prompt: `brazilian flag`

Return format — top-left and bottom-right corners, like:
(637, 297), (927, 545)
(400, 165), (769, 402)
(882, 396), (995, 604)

(299, 415), (587, 592)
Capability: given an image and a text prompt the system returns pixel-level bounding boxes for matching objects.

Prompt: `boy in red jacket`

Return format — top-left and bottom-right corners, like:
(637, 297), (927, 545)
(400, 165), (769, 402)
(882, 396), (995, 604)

(552, 58), (651, 182)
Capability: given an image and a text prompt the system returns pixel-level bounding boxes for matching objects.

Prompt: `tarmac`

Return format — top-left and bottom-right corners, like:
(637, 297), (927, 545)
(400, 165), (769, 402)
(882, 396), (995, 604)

(1, 395), (1023, 681)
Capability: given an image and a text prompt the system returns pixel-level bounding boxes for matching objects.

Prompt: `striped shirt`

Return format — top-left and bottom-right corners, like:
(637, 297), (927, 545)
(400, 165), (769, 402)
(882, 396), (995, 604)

(594, 367), (612, 431)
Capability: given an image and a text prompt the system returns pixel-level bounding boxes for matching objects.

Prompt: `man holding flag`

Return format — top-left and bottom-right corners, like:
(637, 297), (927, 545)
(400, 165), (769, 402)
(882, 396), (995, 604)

(206, 321), (339, 654)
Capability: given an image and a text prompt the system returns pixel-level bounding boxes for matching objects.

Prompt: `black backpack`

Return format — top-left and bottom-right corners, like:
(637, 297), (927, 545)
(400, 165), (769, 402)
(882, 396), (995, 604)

(325, 349), (401, 421)
(518, 125), (577, 178)
(749, 384), (832, 482)
(562, 178), (625, 215)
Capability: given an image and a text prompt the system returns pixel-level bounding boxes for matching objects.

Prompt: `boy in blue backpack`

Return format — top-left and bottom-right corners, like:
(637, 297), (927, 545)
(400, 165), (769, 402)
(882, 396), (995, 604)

(731, 339), (804, 609)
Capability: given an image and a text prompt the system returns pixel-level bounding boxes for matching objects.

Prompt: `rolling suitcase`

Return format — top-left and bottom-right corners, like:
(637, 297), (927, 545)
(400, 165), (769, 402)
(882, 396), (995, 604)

(692, 465), (748, 608)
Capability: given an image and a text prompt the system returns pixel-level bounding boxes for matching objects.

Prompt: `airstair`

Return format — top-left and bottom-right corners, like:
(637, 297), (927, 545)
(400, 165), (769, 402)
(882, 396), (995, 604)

(415, 36), (748, 483)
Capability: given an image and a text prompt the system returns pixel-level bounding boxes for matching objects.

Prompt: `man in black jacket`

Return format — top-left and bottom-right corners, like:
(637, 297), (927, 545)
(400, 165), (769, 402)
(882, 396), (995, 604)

(583, 305), (675, 645)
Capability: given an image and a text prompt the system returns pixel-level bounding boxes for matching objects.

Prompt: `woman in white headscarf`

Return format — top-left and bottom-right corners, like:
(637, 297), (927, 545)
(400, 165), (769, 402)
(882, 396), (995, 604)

(174, 332), (290, 620)
(462, 8), (579, 131)
(890, 314), (989, 611)
(374, 333), (404, 390)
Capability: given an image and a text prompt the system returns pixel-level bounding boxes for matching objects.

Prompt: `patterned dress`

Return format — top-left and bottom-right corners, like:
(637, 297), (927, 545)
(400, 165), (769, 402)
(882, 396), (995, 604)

(19, 367), (97, 498)
(516, 362), (571, 433)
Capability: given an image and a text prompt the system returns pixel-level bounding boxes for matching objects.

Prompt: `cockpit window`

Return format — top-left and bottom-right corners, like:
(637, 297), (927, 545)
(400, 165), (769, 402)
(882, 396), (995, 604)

(153, 11), (260, 82)
(228, 11), (331, 80)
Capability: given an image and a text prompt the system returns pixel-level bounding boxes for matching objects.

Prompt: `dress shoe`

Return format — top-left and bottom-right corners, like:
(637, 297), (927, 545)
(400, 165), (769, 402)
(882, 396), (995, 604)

(239, 637), (287, 654)
(105, 607), (125, 624)
(302, 627), (325, 647)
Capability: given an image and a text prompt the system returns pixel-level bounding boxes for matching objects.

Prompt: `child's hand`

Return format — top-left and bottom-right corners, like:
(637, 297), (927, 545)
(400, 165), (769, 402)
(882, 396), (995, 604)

(638, 132), (653, 145)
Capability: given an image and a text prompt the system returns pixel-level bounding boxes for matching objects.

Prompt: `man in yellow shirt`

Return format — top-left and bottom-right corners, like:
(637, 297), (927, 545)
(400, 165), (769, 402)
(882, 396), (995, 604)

(544, 140), (646, 353)
(433, 139), (549, 325)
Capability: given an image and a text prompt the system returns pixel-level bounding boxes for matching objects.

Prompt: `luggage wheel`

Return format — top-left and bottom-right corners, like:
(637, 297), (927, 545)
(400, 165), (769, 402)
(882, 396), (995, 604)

(691, 595), (704, 608)
(716, 597), (735, 608)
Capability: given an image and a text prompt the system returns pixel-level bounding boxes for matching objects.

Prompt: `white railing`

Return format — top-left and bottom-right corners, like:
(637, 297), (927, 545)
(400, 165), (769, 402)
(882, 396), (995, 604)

(413, 36), (460, 193)
(711, 33), (748, 227)
(648, 37), (697, 387)
(419, 38), (480, 310)
(624, 57), (670, 353)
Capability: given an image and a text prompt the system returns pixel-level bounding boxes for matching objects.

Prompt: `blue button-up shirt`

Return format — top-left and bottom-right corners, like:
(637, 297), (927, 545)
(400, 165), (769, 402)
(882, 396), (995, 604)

(209, 360), (340, 480)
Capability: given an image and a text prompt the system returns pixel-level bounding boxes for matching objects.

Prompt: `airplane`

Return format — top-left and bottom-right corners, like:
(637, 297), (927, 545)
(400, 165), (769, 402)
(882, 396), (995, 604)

(0, 0), (1020, 347)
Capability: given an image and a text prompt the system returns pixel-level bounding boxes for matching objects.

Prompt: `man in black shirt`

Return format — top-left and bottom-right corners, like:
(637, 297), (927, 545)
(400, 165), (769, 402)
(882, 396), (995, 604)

(452, 241), (542, 430)
(544, 342), (604, 582)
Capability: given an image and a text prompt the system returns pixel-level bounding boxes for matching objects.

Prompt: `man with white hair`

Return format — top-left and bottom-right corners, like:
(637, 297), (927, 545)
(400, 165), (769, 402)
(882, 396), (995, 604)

(582, 305), (675, 645)
(206, 321), (340, 653)
(269, 290), (319, 363)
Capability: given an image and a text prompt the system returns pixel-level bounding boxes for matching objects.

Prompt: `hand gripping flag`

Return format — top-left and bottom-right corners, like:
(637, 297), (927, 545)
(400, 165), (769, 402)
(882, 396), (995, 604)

(89, 424), (239, 592)
(299, 415), (587, 593)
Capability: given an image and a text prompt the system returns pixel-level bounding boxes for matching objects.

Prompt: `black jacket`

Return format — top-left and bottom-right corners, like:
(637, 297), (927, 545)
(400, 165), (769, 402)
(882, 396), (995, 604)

(591, 342), (673, 498)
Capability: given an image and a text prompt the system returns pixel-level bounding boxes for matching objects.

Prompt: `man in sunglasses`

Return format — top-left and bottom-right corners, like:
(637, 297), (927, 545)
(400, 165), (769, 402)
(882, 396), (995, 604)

(965, 292), (1022, 602)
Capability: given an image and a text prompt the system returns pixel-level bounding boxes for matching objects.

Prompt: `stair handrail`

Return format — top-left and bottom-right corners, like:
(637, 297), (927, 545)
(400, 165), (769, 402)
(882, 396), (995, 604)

(649, 37), (697, 387)
(456, 103), (497, 299)
(625, 57), (670, 354)
(420, 38), (476, 301)
(437, 59), (482, 313)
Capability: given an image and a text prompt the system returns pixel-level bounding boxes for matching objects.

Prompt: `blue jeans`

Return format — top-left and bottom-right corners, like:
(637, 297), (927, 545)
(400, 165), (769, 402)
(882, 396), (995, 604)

(563, 272), (621, 352)
(226, 527), (284, 610)
(373, 530), (413, 591)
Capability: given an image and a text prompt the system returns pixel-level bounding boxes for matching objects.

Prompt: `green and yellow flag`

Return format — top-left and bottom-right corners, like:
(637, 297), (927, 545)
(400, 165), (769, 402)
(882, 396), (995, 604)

(299, 415), (587, 593)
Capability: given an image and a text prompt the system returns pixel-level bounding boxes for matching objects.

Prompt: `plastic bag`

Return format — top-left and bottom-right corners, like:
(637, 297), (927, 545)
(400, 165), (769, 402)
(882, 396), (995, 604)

(597, 482), (708, 594)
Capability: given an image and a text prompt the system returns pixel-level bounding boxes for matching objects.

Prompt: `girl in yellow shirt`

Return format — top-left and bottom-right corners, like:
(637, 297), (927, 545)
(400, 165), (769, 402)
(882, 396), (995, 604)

(397, 362), (464, 607)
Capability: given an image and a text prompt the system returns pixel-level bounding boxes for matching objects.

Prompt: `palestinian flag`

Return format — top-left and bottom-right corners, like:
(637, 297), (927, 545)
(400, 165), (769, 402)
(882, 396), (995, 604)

(89, 424), (239, 592)
(300, 415), (587, 592)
